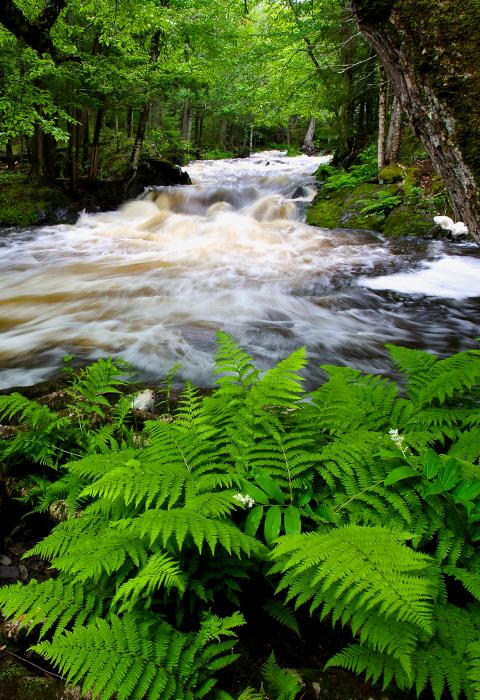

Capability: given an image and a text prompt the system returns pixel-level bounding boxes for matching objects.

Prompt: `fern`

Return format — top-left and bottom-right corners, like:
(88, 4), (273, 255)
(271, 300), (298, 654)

(34, 612), (244, 700)
(261, 652), (302, 700)
(0, 578), (103, 638)
(270, 525), (439, 675)
(2, 336), (480, 699)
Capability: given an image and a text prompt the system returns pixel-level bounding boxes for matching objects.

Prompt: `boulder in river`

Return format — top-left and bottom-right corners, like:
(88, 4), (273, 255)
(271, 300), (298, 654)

(123, 158), (191, 201)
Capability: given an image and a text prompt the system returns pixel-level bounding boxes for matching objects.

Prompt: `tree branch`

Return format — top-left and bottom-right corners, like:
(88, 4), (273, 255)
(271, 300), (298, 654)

(0, 0), (67, 61)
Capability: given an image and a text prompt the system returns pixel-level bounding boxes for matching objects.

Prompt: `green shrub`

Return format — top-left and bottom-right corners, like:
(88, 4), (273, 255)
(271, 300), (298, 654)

(1, 335), (480, 698)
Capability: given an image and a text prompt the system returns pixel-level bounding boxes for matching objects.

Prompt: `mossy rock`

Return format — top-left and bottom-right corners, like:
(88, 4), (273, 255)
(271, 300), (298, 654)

(383, 205), (433, 237)
(306, 190), (345, 228)
(307, 182), (398, 231)
(314, 164), (335, 182)
(379, 163), (404, 183)
(0, 658), (64, 700)
(0, 174), (70, 228)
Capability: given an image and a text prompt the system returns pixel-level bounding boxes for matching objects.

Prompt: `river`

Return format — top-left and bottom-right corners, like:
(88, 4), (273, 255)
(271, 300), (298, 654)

(0, 150), (479, 389)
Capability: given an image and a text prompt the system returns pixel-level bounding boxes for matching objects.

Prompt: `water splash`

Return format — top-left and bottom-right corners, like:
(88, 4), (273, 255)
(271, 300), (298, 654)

(0, 151), (478, 389)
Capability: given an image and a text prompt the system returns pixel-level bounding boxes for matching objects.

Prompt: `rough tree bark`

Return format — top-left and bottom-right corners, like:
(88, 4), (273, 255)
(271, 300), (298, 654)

(377, 66), (386, 169)
(350, 0), (480, 243)
(385, 95), (402, 164)
(181, 97), (191, 141)
(302, 117), (316, 155)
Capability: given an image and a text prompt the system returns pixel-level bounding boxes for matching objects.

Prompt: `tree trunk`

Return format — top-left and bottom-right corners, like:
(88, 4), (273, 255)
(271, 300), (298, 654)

(31, 122), (45, 182)
(385, 96), (402, 164)
(302, 116), (316, 155)
(81, 108), (90, 168)
(88, 105), (104, 184)
(130, 104), (149, 172)
(5, 141), (14, 167)
(129, 30), (163, 173)
(377, 66), (386, 170)
(126, 107), (133, 138)
(350, 0), (480, 243)
(218, 118), (227, 148)
(181, 97), (191, 141)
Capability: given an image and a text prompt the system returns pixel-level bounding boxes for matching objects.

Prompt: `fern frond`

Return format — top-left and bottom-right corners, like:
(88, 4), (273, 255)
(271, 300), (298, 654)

(213, 331), (259, 391)
(129, 509), (264, 557)
(0, 578), (102, 638)
(33, 612), (243, 700)
(261, 652), (302, 700)
(270, 525), (439, 637)
(113, 551), (187, 611)
(262, 600), (300, 636)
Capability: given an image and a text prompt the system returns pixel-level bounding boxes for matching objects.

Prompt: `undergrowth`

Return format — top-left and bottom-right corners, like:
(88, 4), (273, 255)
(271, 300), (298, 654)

(1, 333), (480, 698)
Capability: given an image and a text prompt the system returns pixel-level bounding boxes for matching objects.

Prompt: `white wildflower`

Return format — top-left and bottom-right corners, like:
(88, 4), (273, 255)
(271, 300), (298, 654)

(388, 428), (409, 456)
(233, 493), (255, 508)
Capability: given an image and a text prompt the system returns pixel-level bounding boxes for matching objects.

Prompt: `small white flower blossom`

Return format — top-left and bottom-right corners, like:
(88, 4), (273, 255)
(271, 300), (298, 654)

(233, 493), (255, 508)
(388, 428), (409, 456)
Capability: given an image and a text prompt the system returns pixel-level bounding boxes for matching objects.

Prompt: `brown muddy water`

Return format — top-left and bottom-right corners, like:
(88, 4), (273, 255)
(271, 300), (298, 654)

(0, 151), (479, 388)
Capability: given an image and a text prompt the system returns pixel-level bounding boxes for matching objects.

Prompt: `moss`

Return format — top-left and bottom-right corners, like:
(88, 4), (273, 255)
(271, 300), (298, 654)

(379, 164), (404, 183)
(383, 205), (433, 237)
(0, 173), (70, 228)
(0, 658), (63, 700)
(306, 192), (344, 228)
(398, 0), (480, 200)
(307, 181), (401, 231)
(314, 164), (336, 182)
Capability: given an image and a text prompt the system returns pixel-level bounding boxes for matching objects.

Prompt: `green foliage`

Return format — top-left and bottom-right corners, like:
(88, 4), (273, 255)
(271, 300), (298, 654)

(261, 653), (302, 700)
(360, 190), (403, 214)
(34, 612), (245, 700)
(1, 336), (480, 698)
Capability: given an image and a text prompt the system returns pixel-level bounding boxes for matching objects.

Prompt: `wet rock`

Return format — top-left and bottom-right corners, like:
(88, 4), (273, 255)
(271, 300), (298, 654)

(383, 206), (434, 237)
(379, 164), (404, 183)
(123, 158), (191, 201)
(0, 565), (20, 579)
(131, 389), (156, 412)
(291, 186), (308, 198)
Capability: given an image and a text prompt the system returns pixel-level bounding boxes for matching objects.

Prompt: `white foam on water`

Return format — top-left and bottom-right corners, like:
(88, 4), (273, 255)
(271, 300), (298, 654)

(0, 150), (478, 388)
(359, 256), (480, 299)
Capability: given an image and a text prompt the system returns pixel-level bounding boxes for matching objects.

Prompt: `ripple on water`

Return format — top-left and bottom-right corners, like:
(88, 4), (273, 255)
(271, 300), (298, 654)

(0, 151), (479, 388)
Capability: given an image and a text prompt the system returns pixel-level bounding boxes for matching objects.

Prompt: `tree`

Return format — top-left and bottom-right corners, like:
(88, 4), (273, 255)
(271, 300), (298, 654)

(350, 0), (480, 243)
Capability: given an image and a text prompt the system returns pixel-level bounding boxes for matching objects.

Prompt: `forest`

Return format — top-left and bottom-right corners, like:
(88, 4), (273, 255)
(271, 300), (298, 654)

(1, 1), (480, 699)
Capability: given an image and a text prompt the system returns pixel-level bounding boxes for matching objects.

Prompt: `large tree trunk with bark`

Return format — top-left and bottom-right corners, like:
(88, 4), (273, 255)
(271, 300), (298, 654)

(350, 0), (480, 243)
(377, 66), (386, 170)
(385, 95), (402, 164)
(302, 117), (316, 155)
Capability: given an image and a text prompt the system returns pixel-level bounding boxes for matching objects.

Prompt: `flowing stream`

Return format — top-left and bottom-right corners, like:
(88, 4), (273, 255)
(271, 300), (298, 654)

(0, 150), (479, 389)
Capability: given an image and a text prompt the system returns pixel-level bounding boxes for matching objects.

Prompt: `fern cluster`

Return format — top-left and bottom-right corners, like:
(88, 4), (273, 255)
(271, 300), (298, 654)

(1, 335), (480, 698)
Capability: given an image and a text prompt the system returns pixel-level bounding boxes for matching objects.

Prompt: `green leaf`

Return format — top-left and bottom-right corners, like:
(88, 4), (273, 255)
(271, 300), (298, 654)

(244, 506), (264, 537)
(283, 506), (301, 535)
(422, 449), (440, 479)
(424, 459), (460, 496)
(264, 506), (282, 544)
(241, 481), (269, 506)
(314, 504), (336, 522)
(384, 466), (419, 486)
(253, 470), (285, 504)
(453, 480), (480, 504)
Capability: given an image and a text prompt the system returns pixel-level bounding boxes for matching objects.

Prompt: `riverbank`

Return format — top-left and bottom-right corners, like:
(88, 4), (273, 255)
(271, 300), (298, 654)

(307, 154), (456, 238)
(0, 159), (191, 229)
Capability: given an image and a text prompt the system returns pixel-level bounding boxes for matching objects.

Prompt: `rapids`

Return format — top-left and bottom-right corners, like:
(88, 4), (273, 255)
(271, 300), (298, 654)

(0, 150), (479, 389)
